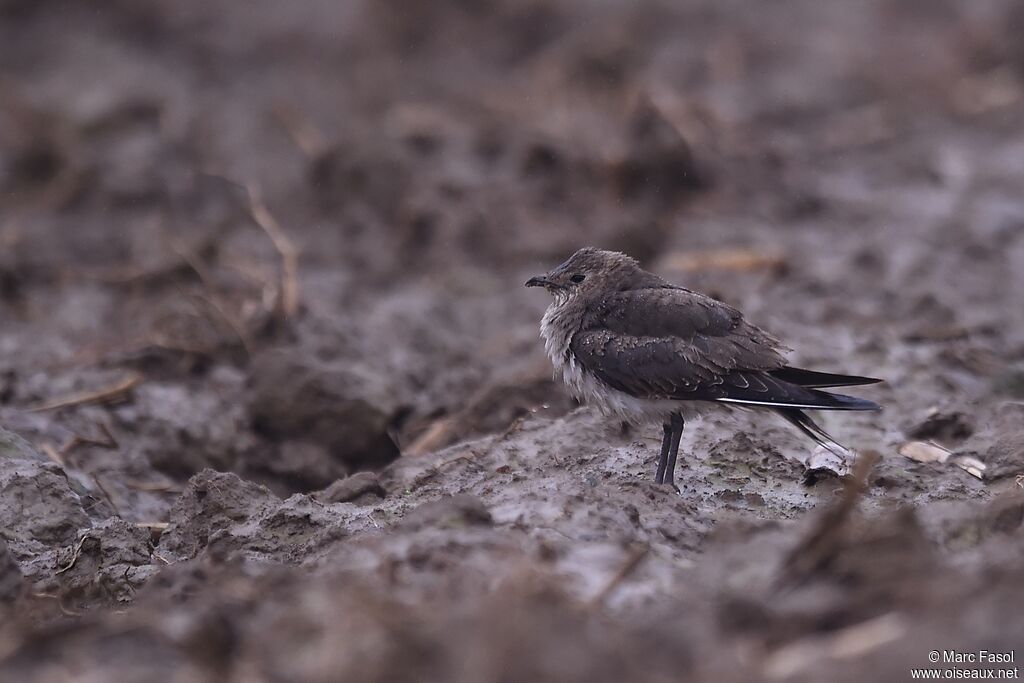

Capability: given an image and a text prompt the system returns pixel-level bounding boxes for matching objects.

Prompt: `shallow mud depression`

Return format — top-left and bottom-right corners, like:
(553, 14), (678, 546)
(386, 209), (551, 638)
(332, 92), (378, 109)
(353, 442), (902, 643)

(2, 1), (1024, 681)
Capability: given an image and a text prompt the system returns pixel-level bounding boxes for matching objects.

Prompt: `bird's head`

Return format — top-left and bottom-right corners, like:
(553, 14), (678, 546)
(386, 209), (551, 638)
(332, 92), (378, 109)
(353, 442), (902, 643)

(525, 247), (651, 301)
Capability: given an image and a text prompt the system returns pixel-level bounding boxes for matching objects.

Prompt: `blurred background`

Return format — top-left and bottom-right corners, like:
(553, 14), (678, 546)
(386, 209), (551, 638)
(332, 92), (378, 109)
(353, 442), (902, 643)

(1, 1), (1023, 681)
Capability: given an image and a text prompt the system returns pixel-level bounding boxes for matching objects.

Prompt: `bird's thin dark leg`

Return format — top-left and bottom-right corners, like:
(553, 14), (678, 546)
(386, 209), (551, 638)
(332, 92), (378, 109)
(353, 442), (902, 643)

(654, 422), (672, 484)
(663, 412), (685, 490)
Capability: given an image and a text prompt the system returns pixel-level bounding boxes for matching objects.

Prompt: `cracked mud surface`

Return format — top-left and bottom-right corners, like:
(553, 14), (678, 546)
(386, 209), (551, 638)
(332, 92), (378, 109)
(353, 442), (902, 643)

(1, 1), (1023, 680)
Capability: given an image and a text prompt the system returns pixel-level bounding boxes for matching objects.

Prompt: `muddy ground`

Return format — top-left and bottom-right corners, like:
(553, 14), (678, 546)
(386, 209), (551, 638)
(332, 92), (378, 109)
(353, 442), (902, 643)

(1, 1), (1024, 681)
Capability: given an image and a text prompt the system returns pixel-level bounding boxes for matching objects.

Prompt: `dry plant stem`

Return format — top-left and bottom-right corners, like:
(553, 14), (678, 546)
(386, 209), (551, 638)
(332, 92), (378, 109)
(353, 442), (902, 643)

(588, 544), (650, 609)
(779, 450), (880, 586)
(663, 247), (787, 274)
(406, 417), (458, 456)
(29, 592), (81, 617)
(123, 479), (181, 493)
(247, 185), (300, 320)
(41, 443), (66, 467)
(61, 422), (119, 458)
(55, 535), (89, 574)
(42, 424), (118, 469)
(86, 233), (216, 286)
(91, 474), (122, 517)
(27, 374), (141, 412)
(272, 103), (327, 157)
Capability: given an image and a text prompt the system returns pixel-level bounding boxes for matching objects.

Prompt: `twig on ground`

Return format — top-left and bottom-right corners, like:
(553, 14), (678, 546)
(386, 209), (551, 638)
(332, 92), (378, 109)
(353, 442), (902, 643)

(762, 612), (907, 679)
(30, 592), (81, 617)
(86, 230), (217, 287)
(91, 474), (122, 517)
(588, 544), (650, 609)
(273, 103), (327, 157)
(55, 535), (89, 574)
(60, 422), (119, 459)
(778, 450), (880, 586)
(952, 67), (1022, 116)
(406, 417), (458, 456)
(40, 443), (66, 467)
(246, 185), (300, 321)
(663, 248), (787, 274)
(27, 374), (141, 412)
(124, 479), (181, 493)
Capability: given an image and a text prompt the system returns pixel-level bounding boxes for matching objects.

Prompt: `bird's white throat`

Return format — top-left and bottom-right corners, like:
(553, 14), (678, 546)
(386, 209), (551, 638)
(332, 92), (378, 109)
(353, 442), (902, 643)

(539, 297), (580, 377)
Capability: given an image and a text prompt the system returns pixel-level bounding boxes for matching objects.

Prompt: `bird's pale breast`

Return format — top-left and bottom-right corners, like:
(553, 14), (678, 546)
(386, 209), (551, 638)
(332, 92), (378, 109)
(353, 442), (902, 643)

(541, 299), (701, 424)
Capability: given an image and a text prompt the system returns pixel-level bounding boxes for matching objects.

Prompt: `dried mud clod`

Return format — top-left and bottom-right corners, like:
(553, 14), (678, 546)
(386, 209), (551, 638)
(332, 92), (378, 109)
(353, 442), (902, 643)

(247, 349), (400, 491)
(0, 539), (24, 605)
(905, 410), (975, 444)
(47, 519), (156, 607)
(158, 469), (279, 562)
(780, 451), (882, 586)
(398, 494), (493, 532)
(0, 458), (90, 547)
(314, 471), (387, 505)
(158, 469), (370, 565)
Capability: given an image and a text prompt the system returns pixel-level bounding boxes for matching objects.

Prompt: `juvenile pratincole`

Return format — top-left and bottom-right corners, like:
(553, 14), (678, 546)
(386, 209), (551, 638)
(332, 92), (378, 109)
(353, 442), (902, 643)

(526, 247), (881, 489)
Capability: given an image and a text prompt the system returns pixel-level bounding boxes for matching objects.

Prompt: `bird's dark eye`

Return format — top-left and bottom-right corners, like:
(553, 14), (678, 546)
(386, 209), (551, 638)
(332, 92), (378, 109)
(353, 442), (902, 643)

(570, 273), (586, 283)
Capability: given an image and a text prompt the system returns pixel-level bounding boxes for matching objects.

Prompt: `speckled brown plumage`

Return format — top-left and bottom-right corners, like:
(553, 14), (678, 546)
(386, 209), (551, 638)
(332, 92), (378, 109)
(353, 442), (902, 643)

(527, 247), (882, 489)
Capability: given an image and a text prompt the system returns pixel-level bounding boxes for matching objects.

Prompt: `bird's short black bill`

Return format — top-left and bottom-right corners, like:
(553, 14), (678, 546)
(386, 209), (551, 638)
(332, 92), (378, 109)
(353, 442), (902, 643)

(526, 275), (556, 288)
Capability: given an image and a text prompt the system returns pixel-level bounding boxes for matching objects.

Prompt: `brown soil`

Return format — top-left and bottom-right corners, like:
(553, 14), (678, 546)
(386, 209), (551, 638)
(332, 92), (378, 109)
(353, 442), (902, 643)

(2, 1), (1023, 681)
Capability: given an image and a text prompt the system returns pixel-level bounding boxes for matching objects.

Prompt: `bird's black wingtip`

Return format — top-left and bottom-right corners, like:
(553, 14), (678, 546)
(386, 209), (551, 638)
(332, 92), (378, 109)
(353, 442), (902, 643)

(770, 367), (885, 389)
(821, 392), (883, 411)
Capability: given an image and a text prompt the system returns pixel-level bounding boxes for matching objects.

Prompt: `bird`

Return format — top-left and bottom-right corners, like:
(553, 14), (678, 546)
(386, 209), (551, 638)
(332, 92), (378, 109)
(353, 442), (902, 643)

(525, 247), (881, 489)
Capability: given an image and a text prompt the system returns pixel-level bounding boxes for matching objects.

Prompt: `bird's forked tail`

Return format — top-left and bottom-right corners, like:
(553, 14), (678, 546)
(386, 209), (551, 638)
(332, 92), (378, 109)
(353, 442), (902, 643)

(775, 407), (852, 457)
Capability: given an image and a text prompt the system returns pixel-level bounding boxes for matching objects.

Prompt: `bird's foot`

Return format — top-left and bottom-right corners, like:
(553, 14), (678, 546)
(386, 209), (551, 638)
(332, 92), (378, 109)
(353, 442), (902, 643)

(651, 477), (680, 494)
